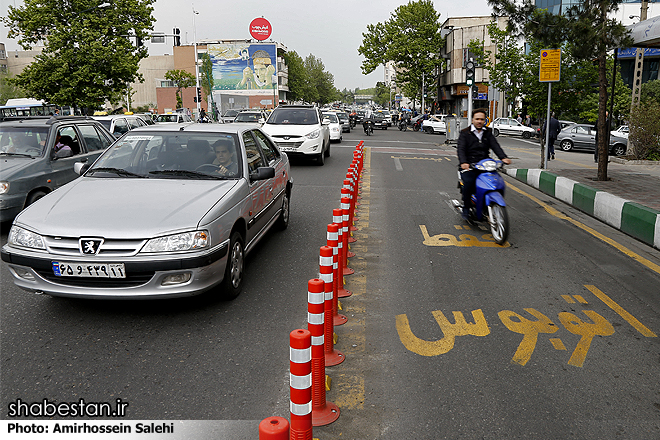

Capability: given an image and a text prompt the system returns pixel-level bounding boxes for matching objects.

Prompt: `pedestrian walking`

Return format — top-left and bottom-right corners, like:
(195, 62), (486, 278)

(542, 112), (561, 160)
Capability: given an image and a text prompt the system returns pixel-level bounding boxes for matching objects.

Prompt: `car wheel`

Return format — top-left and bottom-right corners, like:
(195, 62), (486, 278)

(424, 127), (433, 134)
(493, 128), (499, 137)
(560, 139), (573, 151)
(613, 143), (627, 156)
(220, 231), (244, 300)
(316, 150), (325, 165)
(522, 131), (531, 139)
(25, 190), (48, 207)
(324, 141), (331, 157)
(275, 189), (290, 230)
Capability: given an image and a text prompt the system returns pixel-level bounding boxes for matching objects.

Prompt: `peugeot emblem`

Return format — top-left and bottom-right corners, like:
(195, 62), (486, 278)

(80, 238), (104, 255)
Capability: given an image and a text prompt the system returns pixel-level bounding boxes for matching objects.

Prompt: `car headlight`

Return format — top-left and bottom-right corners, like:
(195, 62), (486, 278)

(305, 128), (321, 140)
(0, 182), (9, 194)
(141, 230), (209, 253)
(8, 226), (46, 250)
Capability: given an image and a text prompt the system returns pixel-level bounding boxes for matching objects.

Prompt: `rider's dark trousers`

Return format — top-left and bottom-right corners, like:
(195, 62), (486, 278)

(461, 169), (479, 209)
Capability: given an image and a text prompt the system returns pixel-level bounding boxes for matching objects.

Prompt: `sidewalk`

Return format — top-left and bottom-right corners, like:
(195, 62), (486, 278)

(504, 147), (660, 250)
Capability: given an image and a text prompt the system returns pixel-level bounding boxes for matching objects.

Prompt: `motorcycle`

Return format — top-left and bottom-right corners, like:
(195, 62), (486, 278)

(363, 120), (373, 136)
(398, 118), (407, 131)
(451, 158), (509, 244)
(412, 118), (423, 132)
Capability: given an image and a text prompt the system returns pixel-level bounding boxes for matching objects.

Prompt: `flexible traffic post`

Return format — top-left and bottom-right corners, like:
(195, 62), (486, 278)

(258, 416), (289, 439)
(341, 188), (357, 248)
(344, 176), (358, 232)
(325, 226), (348, 330)
(290, 329), (313, 439)
(308, 277), (340, 426)
(332, 209), (352, 299)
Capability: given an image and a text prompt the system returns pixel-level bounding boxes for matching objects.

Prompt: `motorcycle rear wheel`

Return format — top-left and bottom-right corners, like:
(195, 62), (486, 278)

(487, 203), (509, 245)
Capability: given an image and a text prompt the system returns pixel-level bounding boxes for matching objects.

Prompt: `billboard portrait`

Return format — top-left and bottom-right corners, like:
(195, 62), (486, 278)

(208, 43), (277, 95)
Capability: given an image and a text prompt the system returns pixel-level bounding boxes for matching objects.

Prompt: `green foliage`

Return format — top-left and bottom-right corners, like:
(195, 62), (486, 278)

(640, 79), (660, 105)
(284, 51), (338, 105)
(628, 100), (660, 160)
(165, 69), (195, 110)
(358, 0), (443, 102)
(200, 53), (213, 97)
(374, 82), (391, 107)
(3, 0), (156, 111)
(0, 73), (27, 104)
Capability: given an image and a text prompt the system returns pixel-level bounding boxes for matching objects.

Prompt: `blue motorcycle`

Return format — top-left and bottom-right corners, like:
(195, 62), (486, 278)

(452, 158), (509, 244)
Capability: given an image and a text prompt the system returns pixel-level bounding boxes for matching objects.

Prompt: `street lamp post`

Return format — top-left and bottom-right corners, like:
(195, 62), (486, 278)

(192, 5), (201, 119)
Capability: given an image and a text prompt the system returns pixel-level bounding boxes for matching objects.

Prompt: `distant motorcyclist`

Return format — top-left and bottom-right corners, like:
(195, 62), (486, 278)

(363, 110), (374, 134)
(457, 108), (511, 220)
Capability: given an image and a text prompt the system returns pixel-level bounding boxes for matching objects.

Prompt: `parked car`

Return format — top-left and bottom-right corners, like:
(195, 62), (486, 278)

(232, 110), (267, 125)
(261, 105), (331, 165)
(322, 112), (343, 142)
(155, 113), (193, 124)
(422, 115), (448, 134)
(611, 125), (629, 139)
(91, 114), (149, 137)
(0, 116), (115, 222)
(335, 111), (351, 133)
(490, 117), (537, 139)
(222, 109), (241, 124)
(1, 123), (293, 300)
(556, 123), (628, 156)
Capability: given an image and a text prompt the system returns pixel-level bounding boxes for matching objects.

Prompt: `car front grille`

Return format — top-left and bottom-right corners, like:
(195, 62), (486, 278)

(44, 236), (147, 257)
(273, 141), (304, 149)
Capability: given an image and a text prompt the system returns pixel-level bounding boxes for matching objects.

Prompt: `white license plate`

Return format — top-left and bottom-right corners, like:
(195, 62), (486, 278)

(279, 147), (297, 152)
(52, 262), (126, 278)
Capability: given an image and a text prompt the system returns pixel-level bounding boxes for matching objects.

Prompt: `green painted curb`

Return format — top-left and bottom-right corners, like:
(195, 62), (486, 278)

(621, 202), (658, 245)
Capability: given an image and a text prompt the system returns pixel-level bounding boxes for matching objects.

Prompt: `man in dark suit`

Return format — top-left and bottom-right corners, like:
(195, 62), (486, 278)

(542, 112), (561, 160)
(457, 108), (511, 221)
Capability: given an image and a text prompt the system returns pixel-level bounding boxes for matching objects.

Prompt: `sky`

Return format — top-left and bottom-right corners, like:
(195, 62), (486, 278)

(1, 0), (495, 90)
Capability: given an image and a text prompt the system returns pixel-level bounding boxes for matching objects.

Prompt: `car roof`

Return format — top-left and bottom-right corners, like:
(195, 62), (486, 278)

(91, 115), (141, 120)
(127, 122), (258, 135)
(0, 115), (99, 127)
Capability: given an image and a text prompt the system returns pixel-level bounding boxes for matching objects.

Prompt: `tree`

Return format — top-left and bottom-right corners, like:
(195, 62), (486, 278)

(488, 1), (633, 180)
(283, 50), (312, 103)
(165, 69), (195, 110)
(628, 100), (660, 160)
(0, 73), (26, 104)
(358, 0), (444, 106)
(640, 78), (660, 105)
(3, 0), (156, 113)
(304, 54), (338, 105)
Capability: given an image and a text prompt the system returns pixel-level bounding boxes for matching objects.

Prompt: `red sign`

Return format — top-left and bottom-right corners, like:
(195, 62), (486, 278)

(250, 18), (272, 41)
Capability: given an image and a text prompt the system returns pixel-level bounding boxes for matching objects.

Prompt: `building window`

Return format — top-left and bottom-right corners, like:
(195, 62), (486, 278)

(160, 80), (175, 87)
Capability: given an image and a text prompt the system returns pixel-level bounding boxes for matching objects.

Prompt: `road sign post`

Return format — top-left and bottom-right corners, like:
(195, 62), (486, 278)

(539, 49), (561, 169)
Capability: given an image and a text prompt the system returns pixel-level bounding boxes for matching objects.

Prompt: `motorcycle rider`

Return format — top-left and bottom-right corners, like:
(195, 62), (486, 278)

(457, 108), (511, 221)
(363, 109), (374, 134)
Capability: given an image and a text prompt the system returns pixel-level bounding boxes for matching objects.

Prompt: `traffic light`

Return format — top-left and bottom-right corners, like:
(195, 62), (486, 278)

(197, 87), (202, 102)
(472, 85), (479, 96)
(465, 59), (475, 86)
(173, 28), (181, 46)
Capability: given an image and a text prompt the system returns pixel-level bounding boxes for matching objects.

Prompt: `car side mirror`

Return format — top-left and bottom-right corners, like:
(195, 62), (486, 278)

(250, 166), (275, 182)
(74, 162), (90, 175)
(258, 118), (265, 124)
(322, 118), (330, 125)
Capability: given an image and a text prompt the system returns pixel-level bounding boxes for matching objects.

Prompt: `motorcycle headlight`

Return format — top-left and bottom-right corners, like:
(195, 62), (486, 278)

(8, 226), (46, 250)
(305, 129), (321, 140)
(141, 230), (209, 253)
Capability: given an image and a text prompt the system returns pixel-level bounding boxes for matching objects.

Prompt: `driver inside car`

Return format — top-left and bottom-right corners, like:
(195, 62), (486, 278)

(212, 139), (238, 176)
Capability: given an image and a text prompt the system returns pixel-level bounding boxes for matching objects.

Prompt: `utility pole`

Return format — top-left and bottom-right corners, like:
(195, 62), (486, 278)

(192, 5), (201, 119)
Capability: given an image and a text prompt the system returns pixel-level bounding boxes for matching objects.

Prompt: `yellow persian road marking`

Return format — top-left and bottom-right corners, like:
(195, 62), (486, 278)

(574, 295), (588, 304)
(508, 182), (660, 275)
(585, 285), (657, 337)
(550, 338), (567, 350)
(420, 225), (510, 248)
(562, 295), (576, 304)
(558, 310), (615, 367)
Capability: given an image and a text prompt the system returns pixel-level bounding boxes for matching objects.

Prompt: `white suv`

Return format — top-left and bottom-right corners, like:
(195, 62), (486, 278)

(261, 105), (331, 165)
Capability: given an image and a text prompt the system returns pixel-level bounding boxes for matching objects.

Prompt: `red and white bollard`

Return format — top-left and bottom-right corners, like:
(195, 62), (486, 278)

(289, 329), (313, 439)
(322, 231), (346, 360)
(258, 416), (289, 439)
(332, 209), (352, 299)
(341, 197), (356, 271)
(307, 278), (340, 426)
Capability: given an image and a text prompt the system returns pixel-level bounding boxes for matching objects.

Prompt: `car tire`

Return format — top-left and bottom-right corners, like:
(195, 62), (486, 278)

(25, 190), (48, 207)
(560, 139), (573, 151)
(324, 141), (331, 158)
(613, 143), (627, 156)
(316, 150), (325, 165)
(522, 131), (531, 139)
(220, 231), (244, 300)
(493, 128), (499, 137)
(275, 189), (290, 230)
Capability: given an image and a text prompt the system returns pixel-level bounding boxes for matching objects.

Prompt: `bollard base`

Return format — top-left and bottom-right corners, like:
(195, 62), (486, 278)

(333, 313), (348, 326)
(343, 267), (355, 275)
(325, 349), (345, 366)
(312, 401), (340, 427)
(338, 287), (352, 298)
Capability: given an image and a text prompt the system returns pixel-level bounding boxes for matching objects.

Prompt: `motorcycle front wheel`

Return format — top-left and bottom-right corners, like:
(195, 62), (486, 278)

(487, 203), (509, 245)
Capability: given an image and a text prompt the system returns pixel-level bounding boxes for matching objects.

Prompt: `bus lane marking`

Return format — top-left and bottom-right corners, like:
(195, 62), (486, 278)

(395, 285), (656, 368)
(420, 224), (510, 248)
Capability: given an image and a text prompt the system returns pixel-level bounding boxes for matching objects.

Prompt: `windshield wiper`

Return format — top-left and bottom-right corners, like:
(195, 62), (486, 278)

(87, 167), (147, 178)
(148, 169), (231, 179)
(0, 152), (35, 158)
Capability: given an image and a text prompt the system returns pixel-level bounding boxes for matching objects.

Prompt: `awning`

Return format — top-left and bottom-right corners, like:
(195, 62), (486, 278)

(627, 16), (660, 48)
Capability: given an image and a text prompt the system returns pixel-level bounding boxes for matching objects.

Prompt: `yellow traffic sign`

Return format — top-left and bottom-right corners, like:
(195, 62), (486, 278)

(539, 49), (561, 82)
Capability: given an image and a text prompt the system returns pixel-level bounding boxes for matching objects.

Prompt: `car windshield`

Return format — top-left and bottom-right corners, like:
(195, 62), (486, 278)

(267, 109), (319, 125)
(224, 110), (240, 117)
(97, 120), (112, 130)
(337, 113), (348, 122)
(87, 132), (242, 179)
(0, 126), (49, 157)
(322, 113), (339, 123)
(156, 115), (179, 123)
(234, 113), (261, 122)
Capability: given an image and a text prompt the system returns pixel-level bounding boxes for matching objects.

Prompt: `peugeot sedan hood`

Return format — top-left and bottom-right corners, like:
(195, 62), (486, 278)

(0, 156), (37, 179)
(15, 177), (240, 238)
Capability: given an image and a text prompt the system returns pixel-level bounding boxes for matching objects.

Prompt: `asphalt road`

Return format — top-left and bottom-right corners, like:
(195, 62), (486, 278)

(2, 126), (659, 439)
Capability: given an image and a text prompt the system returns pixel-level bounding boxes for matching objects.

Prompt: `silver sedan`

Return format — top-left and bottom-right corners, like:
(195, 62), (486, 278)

(1, 123), (293, 300)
